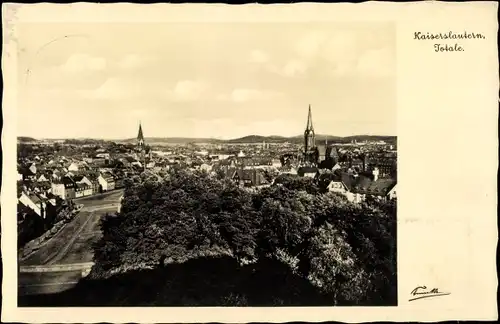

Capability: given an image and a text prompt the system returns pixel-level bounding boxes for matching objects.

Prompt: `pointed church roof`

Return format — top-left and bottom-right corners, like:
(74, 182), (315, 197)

(306, 105), (314, 131)
(137, 123), (144, 141)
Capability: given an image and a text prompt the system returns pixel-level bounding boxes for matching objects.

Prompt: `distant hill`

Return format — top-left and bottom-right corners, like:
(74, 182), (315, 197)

(17, 137), (38, 143)
(225, 135), (289, 144)
(118, 137), (222, 144)
(19, 135), (397, 145)
(226, 134), (396, 144)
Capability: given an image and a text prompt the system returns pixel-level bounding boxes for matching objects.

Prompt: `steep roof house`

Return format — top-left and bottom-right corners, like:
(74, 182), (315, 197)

(73, 175), (93, 187)
(18, 192), (47, 219)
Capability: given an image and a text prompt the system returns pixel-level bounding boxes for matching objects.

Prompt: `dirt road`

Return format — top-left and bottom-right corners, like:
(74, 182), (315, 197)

(18, 189), (123, 296)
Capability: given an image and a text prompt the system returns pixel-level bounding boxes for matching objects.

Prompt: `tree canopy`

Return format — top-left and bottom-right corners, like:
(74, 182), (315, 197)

(93, 167), (397, 305)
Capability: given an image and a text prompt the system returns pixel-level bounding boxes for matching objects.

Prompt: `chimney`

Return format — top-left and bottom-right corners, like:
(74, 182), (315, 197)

(372, 167), (379, 181)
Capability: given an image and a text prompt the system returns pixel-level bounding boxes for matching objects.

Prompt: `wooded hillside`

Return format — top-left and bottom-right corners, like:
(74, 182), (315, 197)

(88, 168), (397, 306)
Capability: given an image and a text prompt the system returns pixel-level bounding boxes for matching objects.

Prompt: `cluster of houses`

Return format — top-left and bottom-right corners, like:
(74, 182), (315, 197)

(318, 167), (397, 203)
(274, 165), (396, 203)
(16, 138), (397, 228)
(19, 162), (123, 199)
(17, 154), (126, 224)
(207, 156), (280, 187)
(15, 144), (156, 247)
(273, 142), (397, 203)
(50, 171), (119, 199)
(198, 149), (397, 203)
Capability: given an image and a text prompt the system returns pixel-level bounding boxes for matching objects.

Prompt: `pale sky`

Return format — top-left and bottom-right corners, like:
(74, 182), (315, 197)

(17, 22), (396, 140)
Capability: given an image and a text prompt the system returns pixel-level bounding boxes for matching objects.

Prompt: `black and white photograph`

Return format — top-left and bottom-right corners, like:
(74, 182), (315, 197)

(2, 2), (499, 323)
(13, 19), (398, 307)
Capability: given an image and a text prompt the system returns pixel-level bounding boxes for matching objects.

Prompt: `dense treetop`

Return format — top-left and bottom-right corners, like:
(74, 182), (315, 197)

(93, 168), (396, 306)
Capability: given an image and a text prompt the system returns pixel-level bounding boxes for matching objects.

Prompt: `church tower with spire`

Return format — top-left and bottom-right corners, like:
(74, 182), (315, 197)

(303, 105), (318, 164)
(137, 122), (145, 149)
(304, 105), (315, 152)
(136, 122), (148, 171)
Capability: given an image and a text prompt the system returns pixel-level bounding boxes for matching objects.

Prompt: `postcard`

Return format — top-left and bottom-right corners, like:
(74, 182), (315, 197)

(1, 1), (498, 323)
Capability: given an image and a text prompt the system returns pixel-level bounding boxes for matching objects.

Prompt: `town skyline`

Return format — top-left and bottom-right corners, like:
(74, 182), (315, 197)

(17, 22), (396, 139)
(18, 131), (398, 142)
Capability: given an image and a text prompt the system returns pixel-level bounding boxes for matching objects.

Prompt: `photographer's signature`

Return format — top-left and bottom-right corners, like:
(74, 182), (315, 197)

(409, 286), (451, 302)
